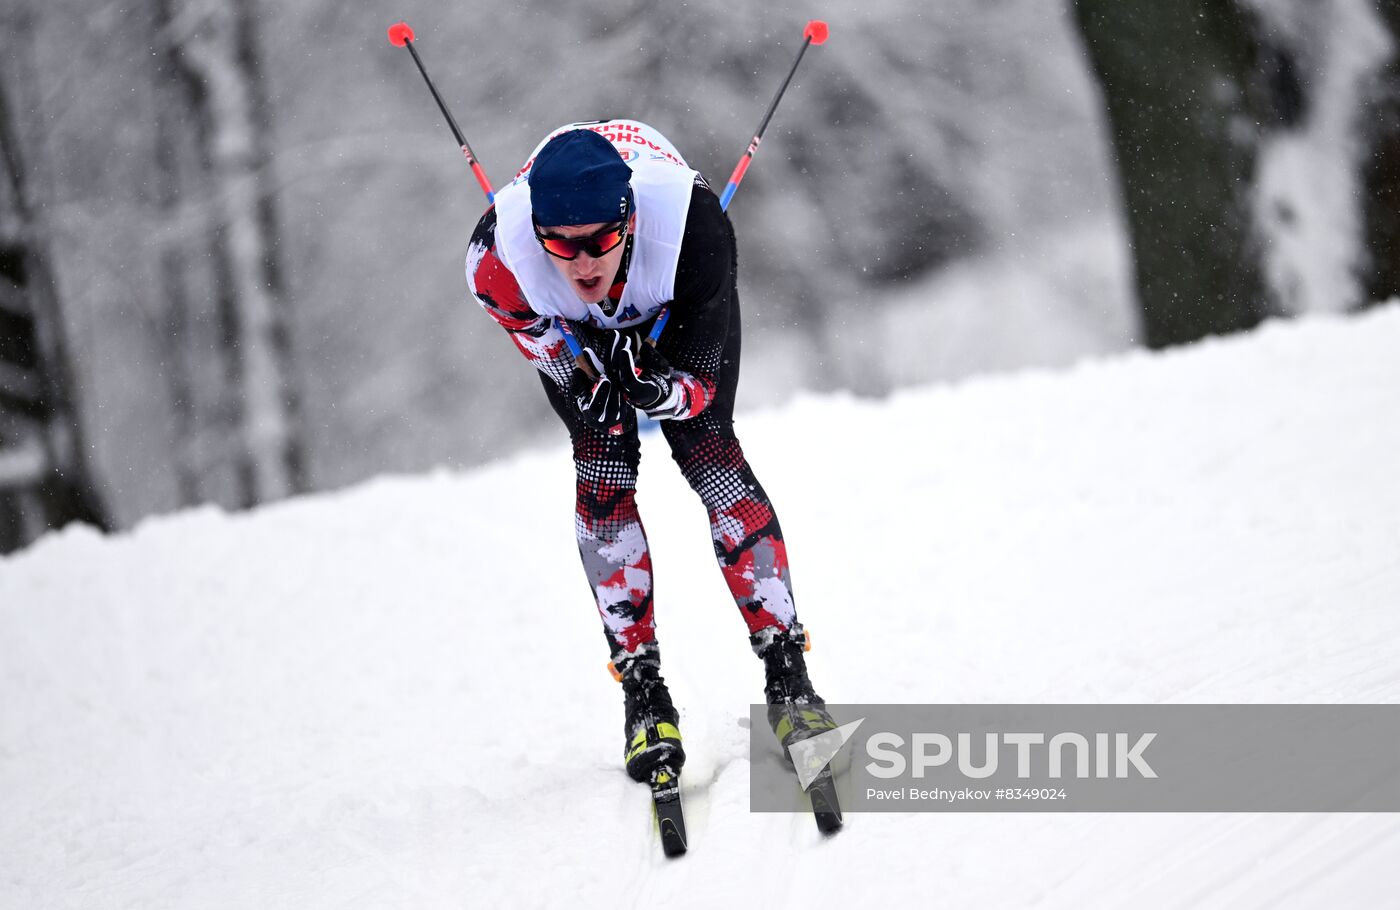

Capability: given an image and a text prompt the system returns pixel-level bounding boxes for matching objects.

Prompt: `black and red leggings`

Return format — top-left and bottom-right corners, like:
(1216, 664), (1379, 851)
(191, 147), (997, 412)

(541, 294), (797, 658)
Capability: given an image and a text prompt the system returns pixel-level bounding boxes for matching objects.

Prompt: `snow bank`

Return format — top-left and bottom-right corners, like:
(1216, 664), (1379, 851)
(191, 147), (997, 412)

(3, 307), (1399, 908)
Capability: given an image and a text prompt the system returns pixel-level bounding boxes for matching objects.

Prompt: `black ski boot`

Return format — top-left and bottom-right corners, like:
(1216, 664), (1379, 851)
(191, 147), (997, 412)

(612, 643), (685, 783)
(752, 624), (837, 757)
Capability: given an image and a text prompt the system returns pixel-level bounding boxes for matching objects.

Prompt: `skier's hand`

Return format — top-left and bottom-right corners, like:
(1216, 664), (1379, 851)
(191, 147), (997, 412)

(571, 346), (627, 428)
(604, 332), (681, 414)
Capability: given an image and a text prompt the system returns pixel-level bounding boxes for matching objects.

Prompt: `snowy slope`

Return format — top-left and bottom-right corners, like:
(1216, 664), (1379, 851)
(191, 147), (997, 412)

(3, 306), (1399, 909)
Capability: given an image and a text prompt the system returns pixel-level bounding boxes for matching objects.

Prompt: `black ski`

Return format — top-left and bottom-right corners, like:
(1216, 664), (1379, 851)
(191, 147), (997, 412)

(650, 765), (687, 857)
(805, 767), (843, 834)
(775, 707), (846, 836)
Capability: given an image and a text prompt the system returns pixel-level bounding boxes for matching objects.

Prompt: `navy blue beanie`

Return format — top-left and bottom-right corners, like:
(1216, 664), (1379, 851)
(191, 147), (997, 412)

(529, 130), (633, 227)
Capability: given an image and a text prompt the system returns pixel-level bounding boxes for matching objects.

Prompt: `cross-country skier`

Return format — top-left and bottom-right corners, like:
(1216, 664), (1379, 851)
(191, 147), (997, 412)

(465, 119), (833, 784)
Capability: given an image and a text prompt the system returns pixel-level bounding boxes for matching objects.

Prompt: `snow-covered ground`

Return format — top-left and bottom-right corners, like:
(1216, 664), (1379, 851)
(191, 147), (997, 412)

(3, 306), (1399, 908)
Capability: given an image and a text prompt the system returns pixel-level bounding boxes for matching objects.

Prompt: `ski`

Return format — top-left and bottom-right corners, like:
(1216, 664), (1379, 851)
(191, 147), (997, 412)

(772, 698), (846, 836)
(650, 765), (687, 857)
(805, 766), (843, 835)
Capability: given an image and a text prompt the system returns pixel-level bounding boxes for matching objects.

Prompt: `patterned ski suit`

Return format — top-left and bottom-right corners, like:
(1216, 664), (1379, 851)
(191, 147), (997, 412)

(465, 122), (802, 659)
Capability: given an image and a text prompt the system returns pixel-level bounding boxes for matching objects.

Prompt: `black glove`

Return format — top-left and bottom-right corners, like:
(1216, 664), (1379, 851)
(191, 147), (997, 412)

(603, 331), (678, 413)
(570, 346), (626, 427)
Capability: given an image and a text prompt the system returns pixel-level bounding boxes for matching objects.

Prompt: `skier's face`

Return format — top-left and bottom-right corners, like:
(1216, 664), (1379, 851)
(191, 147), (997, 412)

(541, 214), (635, 303)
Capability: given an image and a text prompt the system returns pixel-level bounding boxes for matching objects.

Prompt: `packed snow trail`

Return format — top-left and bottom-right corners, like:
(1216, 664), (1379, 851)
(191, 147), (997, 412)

(3, 307), (1399, 908)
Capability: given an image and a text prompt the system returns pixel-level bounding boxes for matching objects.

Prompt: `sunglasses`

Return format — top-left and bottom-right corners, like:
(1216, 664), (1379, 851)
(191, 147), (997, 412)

(533, 221), (629, 261)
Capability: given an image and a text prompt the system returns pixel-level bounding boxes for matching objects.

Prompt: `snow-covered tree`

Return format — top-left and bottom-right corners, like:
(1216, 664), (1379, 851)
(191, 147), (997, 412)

(1363, 3), (1400, 304)
(0, 17), (110, 552)
(1074, 0), (1395, 337)
(1072, 0), (1279, 347)
(162, 0), (306, 506)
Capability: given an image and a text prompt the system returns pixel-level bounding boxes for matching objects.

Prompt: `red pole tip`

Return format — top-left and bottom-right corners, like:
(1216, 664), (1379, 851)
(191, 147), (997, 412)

(387, 22), (415, 47)
(804, 20), (830, 45)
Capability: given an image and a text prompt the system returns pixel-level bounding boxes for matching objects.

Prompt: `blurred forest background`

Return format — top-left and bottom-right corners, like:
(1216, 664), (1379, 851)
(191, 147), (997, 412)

(1, 0), (1397, 552)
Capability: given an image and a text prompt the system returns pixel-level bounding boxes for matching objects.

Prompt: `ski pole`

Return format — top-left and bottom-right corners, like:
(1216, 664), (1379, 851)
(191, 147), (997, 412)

(386, 22), (618, 435)
(387, 22), (495, 203)
(387, 22), (611, 385)
(719, 19), (830, 211)
(387, 23), (603, 377)
(645, 19), (830, 346)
